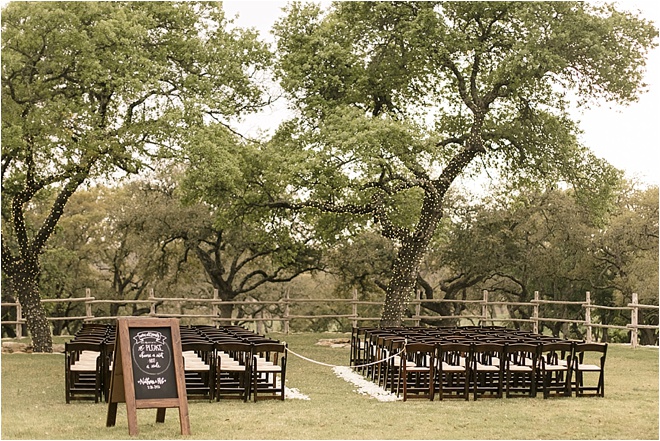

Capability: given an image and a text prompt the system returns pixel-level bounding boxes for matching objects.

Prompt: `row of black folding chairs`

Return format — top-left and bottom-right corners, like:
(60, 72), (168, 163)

(178, 325), (287, 402)
(64, 323), (116, 403)
(64, 324), (287, 404)
(350, 326), (607, 401)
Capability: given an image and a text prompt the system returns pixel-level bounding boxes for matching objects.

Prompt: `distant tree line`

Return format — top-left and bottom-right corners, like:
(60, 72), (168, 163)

(3, 174), (656, 344)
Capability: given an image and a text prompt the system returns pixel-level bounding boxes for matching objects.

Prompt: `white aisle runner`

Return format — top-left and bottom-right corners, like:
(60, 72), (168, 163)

(332, 366), (402, 402)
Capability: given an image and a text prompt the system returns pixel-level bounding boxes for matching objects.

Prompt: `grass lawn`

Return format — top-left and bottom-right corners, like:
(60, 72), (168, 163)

(1, 332), (658, 440)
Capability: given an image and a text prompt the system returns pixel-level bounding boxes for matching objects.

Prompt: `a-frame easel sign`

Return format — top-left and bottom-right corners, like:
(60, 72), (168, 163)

(106, 317), (191, 436)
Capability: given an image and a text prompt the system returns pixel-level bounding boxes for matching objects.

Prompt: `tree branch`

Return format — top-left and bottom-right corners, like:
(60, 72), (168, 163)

(267, 199), (375, 215)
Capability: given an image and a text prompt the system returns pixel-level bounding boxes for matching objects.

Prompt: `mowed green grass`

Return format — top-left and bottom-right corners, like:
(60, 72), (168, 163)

(1, 333), (658, 440)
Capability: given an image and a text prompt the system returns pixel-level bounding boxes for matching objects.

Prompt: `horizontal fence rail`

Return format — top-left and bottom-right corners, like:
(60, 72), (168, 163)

(1, 289), (658, 348)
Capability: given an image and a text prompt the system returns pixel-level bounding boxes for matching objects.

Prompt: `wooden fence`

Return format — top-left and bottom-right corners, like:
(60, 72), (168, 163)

(2, 289), (658, 348)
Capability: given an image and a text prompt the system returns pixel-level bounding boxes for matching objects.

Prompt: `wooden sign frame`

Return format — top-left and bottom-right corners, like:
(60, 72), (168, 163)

(106, 317), (190, 436)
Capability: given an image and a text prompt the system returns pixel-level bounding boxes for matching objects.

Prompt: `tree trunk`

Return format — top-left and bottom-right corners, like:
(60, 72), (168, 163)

(380, 192), (443, 327)
(380, 239), (427, 326)
(215, 284), (236, 324)
(378, 123), (484, 327)
(3, 171), (88, 352)
(218, 302), (234, 322)
(8, 260), (53, 352)
(640, 328), (658, 346)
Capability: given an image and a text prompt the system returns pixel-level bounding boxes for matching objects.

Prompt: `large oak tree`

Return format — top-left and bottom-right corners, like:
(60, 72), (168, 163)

(1, 2), (270, 351)
(270, 1), (658, 326)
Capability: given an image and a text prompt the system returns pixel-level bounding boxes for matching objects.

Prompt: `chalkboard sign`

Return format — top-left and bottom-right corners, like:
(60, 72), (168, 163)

(129, 327), (178, 400)
(106, 317), (190, 436)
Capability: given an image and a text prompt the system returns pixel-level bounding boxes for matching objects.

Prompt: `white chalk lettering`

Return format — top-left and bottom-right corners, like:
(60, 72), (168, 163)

(137, 377), (167, 386)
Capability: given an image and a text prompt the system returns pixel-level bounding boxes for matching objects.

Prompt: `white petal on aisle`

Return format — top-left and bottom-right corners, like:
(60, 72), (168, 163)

(332, 366), (402, 402)
(278, 378), (310, 400)
(285, 386), (311, 400)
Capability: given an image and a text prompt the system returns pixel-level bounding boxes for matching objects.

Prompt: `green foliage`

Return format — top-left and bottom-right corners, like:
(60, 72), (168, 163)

(272, 1), (657, 324)
(33, 180), (210, 320)
(38, 187), (108, 332)
(326, 231), (396, 294)
(1, 2), (272, 349)
(3, 1), (658, 337)
(420, 183), (658, 341)
(591, 186), (659, 302)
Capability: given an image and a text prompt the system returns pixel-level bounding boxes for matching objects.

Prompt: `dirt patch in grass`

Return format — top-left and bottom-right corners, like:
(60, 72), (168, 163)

(1, 341), (65, 353)
(315, 338), (350, 348)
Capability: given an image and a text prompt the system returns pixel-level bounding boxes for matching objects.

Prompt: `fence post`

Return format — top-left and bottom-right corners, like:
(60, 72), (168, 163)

(16, 301), (23, 339)
(415, 289), (421, 326)
(149, 288), (156, 317)
(283, 289), (290, 335)
(630, 293), (639, 349)
(481, 290), (489, 325)
(256, 309), (263, 335)
(215, 291), (227, 327)
(212, 289), (219, 324)
(585, 291), (592, 343)
(352, 288), (358, 329)
(532, 291), (539, 334)
(85, 288), (93, 321)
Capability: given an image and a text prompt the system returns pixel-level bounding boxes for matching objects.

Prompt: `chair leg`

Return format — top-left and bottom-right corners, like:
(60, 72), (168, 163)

(473, 372), (478, 401)
(252, 369), (258, 402)
(236, 370), (247, 402)
(280, 364), (286, 401)
(429, 374), (435, 401)
(437, 372), (443, 401)
(65, 371), (71, 404)
(464, 374), (469, 401)
(403, 369), (408, 402)
(95, 371), (100, 403)
(244, 369), (251, 402)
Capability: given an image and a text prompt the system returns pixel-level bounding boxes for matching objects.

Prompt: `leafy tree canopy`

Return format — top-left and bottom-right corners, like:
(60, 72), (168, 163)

(1, 1), (272, 351)
(270, 1), (657, 324)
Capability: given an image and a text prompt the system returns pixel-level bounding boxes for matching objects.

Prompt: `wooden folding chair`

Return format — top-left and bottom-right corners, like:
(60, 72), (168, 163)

(436, 342), (470, 400)
(504, 343), (539, 398)
(363, 329), (394, 379)
(470, 343), (505, 400)
(251, 342), (287, 401)
(381, 337), (409, 392)
(397, 342), (435, 401)
(101, 339), (115, 402)
(215, 341), (253, 402)
(350, 327), (370, 369)
(572, 342), (607, 397)
(181, 341), (215, 401)
(65, 341), (103, 403)
(538, 341), (573, 398)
